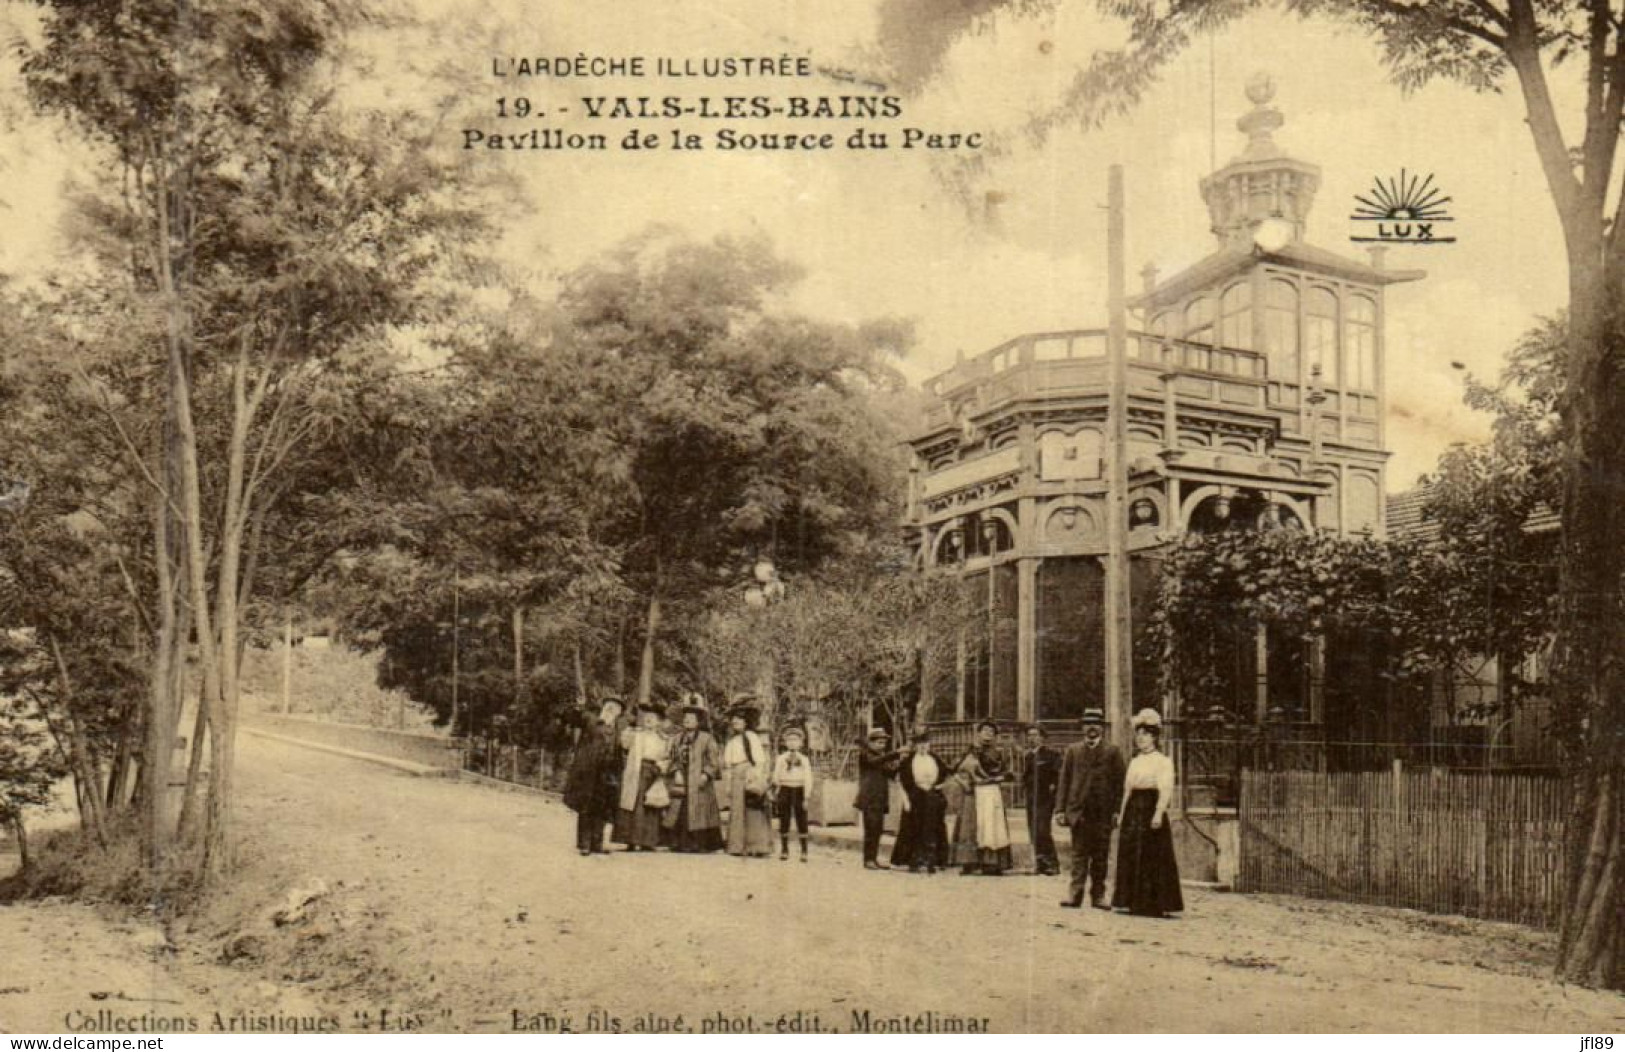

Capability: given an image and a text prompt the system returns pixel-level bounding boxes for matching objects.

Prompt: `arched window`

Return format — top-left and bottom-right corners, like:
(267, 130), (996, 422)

(1263, 279), (1298, 381)
(1218, 282), (1252, 350)
(1305, 287), (1338, 384)
(1346, 295), (1376, 391)
(1183, 296), (1214, 345)
(1150, 311), (1173, 338)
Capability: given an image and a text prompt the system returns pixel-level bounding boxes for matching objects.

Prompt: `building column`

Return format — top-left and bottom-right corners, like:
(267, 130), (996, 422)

(1017, 557), (1038, 722)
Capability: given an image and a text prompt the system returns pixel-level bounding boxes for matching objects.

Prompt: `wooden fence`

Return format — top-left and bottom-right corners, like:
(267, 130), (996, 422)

(1238, 766), (1570, 929)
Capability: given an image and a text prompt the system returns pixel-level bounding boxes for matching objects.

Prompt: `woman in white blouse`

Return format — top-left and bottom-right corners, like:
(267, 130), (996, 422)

(1111, 709), (1184, 917)
(613, 704), (672, 852)
(721, 704), (773, 857)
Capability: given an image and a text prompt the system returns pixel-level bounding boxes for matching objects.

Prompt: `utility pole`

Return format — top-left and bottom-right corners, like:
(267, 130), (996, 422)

(1104, 165), (1134, 748)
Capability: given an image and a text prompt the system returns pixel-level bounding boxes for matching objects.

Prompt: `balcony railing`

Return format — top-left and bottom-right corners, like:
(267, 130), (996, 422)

(920, 329), (1267, 432)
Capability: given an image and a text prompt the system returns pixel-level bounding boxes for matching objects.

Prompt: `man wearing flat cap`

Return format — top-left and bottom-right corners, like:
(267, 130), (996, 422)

(855, 726), (902, 870)
(1055, 707), (1125, 909)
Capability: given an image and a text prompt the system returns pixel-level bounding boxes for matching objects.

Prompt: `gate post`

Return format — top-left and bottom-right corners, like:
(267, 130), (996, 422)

(1391, 758), (1405, 897)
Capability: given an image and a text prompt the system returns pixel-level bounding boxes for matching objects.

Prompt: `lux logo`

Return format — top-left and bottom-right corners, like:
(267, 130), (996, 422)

(1350, 170), (1457, 246)
(1376, 222), (1438, 241)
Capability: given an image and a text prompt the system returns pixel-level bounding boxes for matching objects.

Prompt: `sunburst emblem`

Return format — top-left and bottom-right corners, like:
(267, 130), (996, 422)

(1353, 170), (1451, 220)
(1350, 169), (1455, 244)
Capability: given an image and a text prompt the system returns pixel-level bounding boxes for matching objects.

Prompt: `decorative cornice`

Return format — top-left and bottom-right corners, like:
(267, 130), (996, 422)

(922, 472), (1021, 514)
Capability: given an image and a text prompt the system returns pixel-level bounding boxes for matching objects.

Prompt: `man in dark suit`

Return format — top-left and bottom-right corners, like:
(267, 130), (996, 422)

(1054, 708), (1126, 909)
(855, 727), (902, 870)
(891, 730), (951, 873)
(1022, 725), (1062, 875)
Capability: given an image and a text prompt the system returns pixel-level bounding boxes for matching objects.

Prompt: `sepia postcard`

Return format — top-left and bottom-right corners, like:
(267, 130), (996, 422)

(1, 0), (1623, 1039)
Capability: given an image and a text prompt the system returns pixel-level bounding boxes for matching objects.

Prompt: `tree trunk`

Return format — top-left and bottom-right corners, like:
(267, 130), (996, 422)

(637, 560), (662, 711)
(1552, 263), (1625, 987)
(615, 615), (627, 694)
(202, 339), (257, 881)
(176, 693), (209, 840)
(1499, 28), (1625, 987)
(450, 572), (461, 734)
(46, 638), (107, 848)
(150, 146), (226, 882)
(105, 717), (137, 812)
(282, 610), (294, 714)
(144, 467), (179, 869)
(11, 816), (27, 872)
(573, 640), (588, 703)
(513, 606), (525, 710)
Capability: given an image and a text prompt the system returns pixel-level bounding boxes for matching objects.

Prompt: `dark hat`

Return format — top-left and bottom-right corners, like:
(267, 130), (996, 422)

(974, 719), (999, 735)
(1080, 708), (1107, 726)
(867, 726), (892, 742)
(729, 704), (761, 730)
(910, 729), (932, 744)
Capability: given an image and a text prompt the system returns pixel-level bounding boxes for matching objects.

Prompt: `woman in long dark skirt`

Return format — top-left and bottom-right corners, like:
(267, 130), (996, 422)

(1111, 710), (1184, 917)
(663, 702), (723, 853)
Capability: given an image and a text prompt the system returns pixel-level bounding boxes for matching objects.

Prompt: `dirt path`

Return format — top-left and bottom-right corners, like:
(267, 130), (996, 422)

(7, 733), (1625, 1033)
(227, 735), (1625, 1032)
(0, 896), (352, 1035)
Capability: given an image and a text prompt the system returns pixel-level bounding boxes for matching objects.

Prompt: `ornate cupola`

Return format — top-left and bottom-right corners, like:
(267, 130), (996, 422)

(1199, 73), (1321, 251)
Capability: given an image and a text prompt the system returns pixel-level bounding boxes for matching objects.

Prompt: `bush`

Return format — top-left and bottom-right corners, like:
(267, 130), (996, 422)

(0, 818), (202, 915)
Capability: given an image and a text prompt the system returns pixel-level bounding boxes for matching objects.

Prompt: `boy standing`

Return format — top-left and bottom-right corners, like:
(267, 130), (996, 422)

(771, 725), (815, 861)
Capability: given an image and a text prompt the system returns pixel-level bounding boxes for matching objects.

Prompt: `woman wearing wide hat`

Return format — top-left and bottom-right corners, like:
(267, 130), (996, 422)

(663, 695), (723, 853)
(1111, 709), (1184, 917)
(721, 697), (773, 857)
(613, 702), (672, 852)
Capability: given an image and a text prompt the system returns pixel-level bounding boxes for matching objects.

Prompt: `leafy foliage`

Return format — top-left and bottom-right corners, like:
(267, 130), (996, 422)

(1145, 525), (1397, 716)
(687, 540), (978, 750)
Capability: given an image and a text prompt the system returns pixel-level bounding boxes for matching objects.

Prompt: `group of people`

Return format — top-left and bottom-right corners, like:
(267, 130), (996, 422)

(562, 695), (816, 861)
(563, 693), (1184, 918)
(852, 707), (1184, 918)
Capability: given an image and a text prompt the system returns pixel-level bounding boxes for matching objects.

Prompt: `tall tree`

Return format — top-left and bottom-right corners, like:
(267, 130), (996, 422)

(558, 232), (912, 709)
(877, 0), (1625, 987)
(0, 284), (151, 848)
(20, 0), (488, 881)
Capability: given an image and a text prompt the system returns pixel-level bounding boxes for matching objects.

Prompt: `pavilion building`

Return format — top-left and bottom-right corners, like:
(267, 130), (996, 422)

(903, 78), (1423, 781)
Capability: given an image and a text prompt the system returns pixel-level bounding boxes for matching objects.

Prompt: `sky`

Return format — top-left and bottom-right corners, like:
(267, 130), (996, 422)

(0, 1), (1578, 489)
